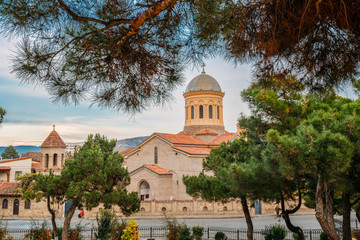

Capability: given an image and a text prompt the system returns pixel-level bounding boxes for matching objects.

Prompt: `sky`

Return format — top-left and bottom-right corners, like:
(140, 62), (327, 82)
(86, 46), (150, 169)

(0, 36), (253, 146)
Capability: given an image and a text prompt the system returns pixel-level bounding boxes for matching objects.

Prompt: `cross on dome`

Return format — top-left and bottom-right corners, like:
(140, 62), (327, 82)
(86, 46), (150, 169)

(201, 63), (206, 74)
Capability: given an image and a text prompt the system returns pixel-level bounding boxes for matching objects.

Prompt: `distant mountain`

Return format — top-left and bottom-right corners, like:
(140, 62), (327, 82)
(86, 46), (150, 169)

(0, 145), (41, 156)
(0, 136), (148, 157)
(115, 136), (149, 151)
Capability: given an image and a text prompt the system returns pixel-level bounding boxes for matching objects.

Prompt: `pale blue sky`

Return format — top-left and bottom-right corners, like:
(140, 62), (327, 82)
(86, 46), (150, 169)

(0, 36), (252, 146)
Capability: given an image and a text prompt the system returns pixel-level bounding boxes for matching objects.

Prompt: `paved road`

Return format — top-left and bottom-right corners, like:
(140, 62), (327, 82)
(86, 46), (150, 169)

(4, 213), (358, 230)
(3, 214), (325, 230)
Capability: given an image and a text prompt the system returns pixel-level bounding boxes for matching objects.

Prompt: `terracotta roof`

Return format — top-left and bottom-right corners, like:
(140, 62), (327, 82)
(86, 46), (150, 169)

(0, 157), (31, 164)
(51, 166), (61, 170)
(156, 132), (208, 145)
(0, 166), (11, 170)
(21, 152), (41, 161)
(0, 182), (20, 196)
(120, 147), (137, 156)
(174, 146), (212, 155)
(144, 165), (173, 175)
(210, 131), (238, 145)
(41, 130), (66, 148)
(195, 128), (218, 135)
(31, 163), (42, 170)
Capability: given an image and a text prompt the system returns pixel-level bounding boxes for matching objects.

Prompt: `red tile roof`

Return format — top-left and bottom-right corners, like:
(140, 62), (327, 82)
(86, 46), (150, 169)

(210, 131), (238, 145)
(195, 128), (218, 135)
(174, 146), (212, 155)
(144, 165), (173, 175)
(0, 182), (20, 196)
(156, 132), (208, 145)
(0, 166), (11, 170)
(41, 130), (66, 148)
(31, 163), (42, 170)
(120, 147), (137, 156)
(0, 157), (31, 163)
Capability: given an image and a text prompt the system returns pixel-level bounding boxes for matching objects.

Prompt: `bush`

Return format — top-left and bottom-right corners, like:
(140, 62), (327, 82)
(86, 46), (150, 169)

(95, 209), (118, 240)
(214, 232), (227, 240)
(292, 230), (307, 240)
(192, 225), (204, 240)
(24, 221), (51, 240)
(320, 232), (328, 240)
(265, 224), (286, 240)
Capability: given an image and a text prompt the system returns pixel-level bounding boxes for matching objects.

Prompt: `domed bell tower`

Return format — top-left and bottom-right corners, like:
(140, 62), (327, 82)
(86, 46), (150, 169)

(183, 68), (225, 140)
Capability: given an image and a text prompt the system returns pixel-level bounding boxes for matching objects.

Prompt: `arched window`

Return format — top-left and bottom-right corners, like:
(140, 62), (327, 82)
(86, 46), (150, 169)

(2, 199), (8, 209)
(25, 199), (31, 209)
(217, 106), (220, 119)
(191, 106), (194, 119)
(154, 147), (158, 164)
(199, 105), (204, 119)
(162, 207), (167, 212)
(53, 153), (58, 166)
(182, 207), (188, 212)
(61, 154), (64, 167)
(45, 154), (49, 168)
(140, 181), (150, 201)
(209, 105), (213, 119)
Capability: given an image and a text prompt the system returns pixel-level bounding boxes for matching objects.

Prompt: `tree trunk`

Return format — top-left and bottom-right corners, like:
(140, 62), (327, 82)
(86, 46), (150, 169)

(281, 189), (304, 240)
(315, 176), (340, 240)
(342, 192), (351, 240)
(62, 199), (78, 240)
(47, 196), (58, 239)
(240, 196), (253, 240)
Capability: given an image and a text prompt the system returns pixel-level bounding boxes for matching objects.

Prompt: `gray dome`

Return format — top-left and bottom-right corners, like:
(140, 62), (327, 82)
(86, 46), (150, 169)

(185, 73), (222, 93)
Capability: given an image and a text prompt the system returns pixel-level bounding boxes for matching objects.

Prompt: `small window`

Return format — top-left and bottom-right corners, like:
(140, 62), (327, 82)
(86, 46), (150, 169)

(199, 105), (203, 119)
(162, 207), (166, 212)
(25, 199), (31, 209)
(217, 106), (220, 119)
(209, 105), (213, 119)
(140, 207), (145, 212)
(53, 153), (58, 166)
(154, 147), (158, 164)
(2, 199), (8, 209)
(191, 106), (194, 119)
(15, 171), (22, 179)
(182, 207), (188, 212)
(203, 206), (208, 211)
(45, 154), (49, 168)
(223, 206), (228, 211)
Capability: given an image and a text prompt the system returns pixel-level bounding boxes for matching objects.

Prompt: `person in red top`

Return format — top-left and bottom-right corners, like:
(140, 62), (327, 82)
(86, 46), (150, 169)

(78, 209), (84, 218)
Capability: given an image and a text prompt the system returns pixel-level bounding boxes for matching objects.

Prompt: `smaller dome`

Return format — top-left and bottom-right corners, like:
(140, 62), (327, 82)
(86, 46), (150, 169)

(185, 73), (222, 93)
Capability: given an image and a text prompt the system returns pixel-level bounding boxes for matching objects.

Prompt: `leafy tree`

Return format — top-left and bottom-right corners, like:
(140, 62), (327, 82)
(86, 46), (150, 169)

(0, 107), (5, 124)
(18, 171), (63, 238)
(18, 134), (140, 240)
(0, 0), (199, 113)
(184, 138), (256, 240)
(268, 97), (360, 240)
(1, 145), (19, 159)
(194, 0), (360, 91)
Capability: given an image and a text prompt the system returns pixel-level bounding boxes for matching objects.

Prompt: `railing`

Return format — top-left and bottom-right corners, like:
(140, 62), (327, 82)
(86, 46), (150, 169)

(2, 220), (359, 240)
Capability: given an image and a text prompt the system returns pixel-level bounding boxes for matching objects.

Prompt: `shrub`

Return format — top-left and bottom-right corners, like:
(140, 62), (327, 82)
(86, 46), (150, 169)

(320, 232), (328, 240)
(24, 221), (51, 240)
(95, 209), (118, 240)
(192, 225), (204, 240)
(121, 219), (140, 240)
(264, 224), (286, 240)
(164, 217), (180, 240)
(0, 229), (7, 240)
(292, 231), (307, 240)
(214, 231), (227, 240)
(178, 225), (193, 240)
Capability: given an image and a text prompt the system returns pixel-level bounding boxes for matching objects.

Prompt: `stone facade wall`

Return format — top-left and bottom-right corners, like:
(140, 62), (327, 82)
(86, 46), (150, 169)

(0, 196), (63, 218)
(126, 137), (204, 201)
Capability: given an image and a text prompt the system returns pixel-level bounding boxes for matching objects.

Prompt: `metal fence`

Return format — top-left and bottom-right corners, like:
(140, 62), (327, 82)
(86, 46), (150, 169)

(2, 221), (359, 240)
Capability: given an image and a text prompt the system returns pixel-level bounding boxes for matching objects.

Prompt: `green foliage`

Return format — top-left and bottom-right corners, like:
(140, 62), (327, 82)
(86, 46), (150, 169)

(95, 209), (119, 240)
(214, 231), (227, 240)
(0, 107), (5, 124)
(1, 145), (19, 160)
(264, 225), (286, 240)
(24, 221), (52, 240)
(164, 217), (181, 240)
(320, 232), (328, 240)
(192, 225), (204, 240)
(178, 225), (193, 240)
